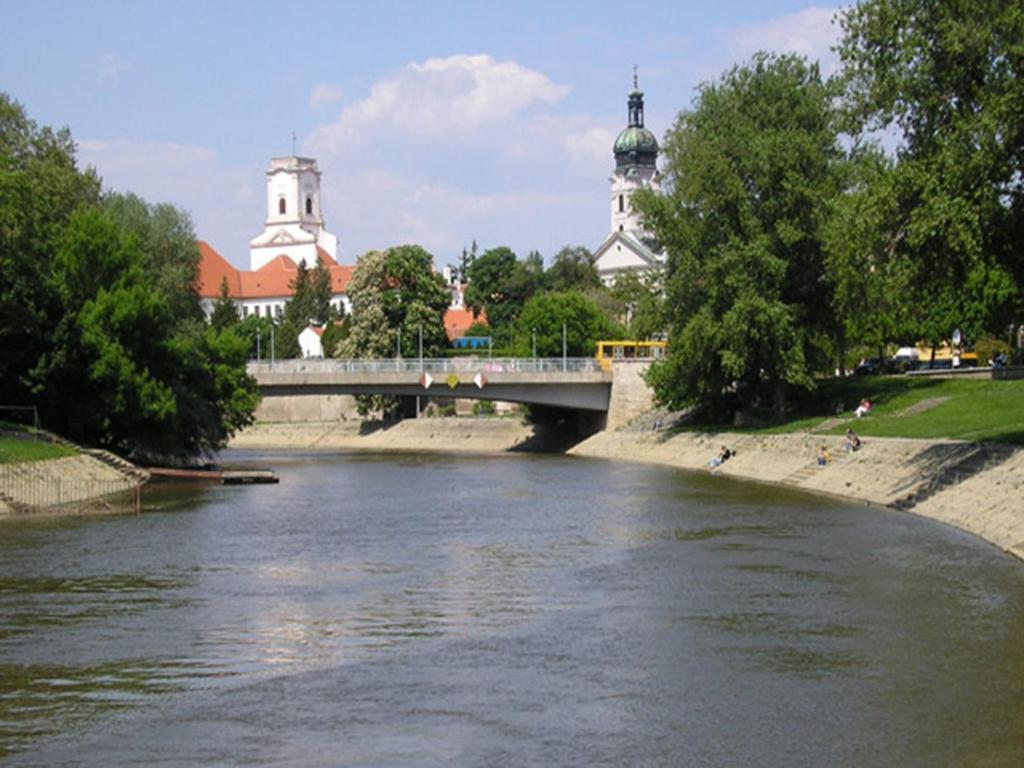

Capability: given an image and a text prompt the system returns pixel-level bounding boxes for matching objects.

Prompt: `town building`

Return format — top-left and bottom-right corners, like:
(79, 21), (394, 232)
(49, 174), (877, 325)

(593, 75), (665, 286)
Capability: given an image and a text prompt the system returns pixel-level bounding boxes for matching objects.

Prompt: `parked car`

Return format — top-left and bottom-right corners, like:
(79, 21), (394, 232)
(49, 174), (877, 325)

(854, 357), (883, 375)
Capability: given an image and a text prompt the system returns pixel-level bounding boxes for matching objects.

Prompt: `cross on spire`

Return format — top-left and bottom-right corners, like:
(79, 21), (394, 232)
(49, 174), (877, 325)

(633, 65), (638, 90)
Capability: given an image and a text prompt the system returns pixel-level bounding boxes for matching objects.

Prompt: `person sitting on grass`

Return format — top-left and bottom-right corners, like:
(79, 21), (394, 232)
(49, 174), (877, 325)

(855, 399), (872, 418)
(817, 446), (831, 466)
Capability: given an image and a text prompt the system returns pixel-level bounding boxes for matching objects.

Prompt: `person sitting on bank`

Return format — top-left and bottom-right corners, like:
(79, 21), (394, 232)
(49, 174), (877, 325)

(844, 428), (862, 453)
(710, 446), (735, 468)
(817, 446), (831, 466)
(855, 399), (872, 418)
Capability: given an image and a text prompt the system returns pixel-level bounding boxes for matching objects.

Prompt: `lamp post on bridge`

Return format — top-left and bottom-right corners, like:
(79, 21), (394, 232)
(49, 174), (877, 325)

(256, 328), (261, 362)
(532, 327), (536, 366)
(417, 321), (423, 419)
(562, 322), (567, 373)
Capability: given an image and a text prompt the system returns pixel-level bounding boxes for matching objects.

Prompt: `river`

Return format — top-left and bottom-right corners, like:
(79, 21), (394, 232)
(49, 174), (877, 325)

(1, 450), (1022, 766)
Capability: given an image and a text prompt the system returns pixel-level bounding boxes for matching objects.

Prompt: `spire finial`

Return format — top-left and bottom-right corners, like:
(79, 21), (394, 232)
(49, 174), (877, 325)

(291, 131), (296, 156)
(633, 65), (638, 90)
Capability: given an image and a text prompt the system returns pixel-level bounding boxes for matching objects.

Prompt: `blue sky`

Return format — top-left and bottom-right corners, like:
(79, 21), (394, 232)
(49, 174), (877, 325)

(1, 1), (842, 269)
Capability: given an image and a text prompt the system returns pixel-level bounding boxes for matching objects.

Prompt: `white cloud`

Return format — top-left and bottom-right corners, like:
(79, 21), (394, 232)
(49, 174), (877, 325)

(722, 6), (841, 74)
(78, 138), (260, 267)
(309, 82), (344, 110)
(307, 54), (570, 154)
(95, 52), (133, 88)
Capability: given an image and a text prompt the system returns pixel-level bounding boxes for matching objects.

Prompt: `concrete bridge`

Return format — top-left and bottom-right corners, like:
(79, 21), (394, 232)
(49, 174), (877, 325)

(248, 358), (614, 412)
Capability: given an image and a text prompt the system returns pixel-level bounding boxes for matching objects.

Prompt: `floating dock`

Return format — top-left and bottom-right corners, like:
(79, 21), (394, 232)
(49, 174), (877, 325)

(146, 467), (279, 484)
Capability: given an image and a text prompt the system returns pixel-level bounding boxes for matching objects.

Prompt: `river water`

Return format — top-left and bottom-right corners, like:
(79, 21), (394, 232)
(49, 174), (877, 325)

(1, 451), (1022, 766)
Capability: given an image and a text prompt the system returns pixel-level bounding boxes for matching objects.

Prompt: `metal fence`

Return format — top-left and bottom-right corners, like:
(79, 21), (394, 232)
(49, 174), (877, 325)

(0, 463), (137, 511)
(247, 357), (602, 375)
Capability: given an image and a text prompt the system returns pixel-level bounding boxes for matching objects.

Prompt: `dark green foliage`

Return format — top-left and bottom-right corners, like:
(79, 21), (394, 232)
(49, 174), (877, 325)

(210, 276), (240, 330)
(546, 245), (601, 293)
(0, 93), (257, 459)
(464, 246), (542, 342)
(835, 0), (1023, 348)
(513, 291), (620, 357)
(608, 270), (666, 340)
(636, 53), (843, 418)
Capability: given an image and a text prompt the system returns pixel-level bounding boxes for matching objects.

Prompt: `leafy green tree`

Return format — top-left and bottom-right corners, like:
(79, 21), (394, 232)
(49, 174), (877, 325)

(636, 53), (845, 418)
(210, 276), (240, 330)
(275, 256), (341, 358)
(0, 93), (101, 405)
(339, 245), (450, 417)
(464, 246), (542, 342)
(836, 0), (1023, 348)
(513, 291), (620, 357)
(546, 245), (601, 293)
(609, 270), (667, 340)
(235, 314), (273, 360)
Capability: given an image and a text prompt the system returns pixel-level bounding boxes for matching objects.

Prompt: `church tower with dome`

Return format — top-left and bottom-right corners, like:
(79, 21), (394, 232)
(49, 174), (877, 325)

(594, 72), (665, 286)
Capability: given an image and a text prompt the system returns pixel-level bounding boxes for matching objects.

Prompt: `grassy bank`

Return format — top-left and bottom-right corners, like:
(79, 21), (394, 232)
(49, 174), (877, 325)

(0, 436), (75, 464)
(689, 377), (1024, 445)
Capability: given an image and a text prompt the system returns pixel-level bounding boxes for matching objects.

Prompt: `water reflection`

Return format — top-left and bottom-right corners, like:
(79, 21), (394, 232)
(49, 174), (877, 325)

(0, 452), (1022, 766)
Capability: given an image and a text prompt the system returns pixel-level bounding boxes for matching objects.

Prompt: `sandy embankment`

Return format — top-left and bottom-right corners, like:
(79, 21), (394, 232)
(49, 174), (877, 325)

(229, 417), (538, 453)
(0, 454), (136, 516)
(570, 428), (1024, 561)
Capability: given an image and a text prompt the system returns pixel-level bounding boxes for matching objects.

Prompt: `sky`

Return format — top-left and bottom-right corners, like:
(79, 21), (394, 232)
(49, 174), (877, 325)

(1, 1), (843, 270)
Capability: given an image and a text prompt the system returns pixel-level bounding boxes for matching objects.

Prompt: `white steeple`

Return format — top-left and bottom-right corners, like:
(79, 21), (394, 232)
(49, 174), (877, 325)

(249, 156), (339, 270)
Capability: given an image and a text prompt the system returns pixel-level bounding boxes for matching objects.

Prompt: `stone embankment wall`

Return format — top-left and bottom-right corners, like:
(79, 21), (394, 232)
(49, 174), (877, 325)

(570, 429), (1024, 561)
(0, 454), (136, 516)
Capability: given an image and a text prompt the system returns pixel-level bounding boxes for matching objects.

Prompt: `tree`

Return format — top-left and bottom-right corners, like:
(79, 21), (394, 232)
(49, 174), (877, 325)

(836, 0), (1023, 349)
(210, 276), (240, 330)
(464, 246), (542, 342)
(29, 206), (258, 459)
(546, 245), (601, 293)
(513, 291), (620, 358)
(609, 270), (667, 340)
(276, 256), (340, 358)
(0, 93), (101, 405)
(636, 53), (845, 418)
(338, 245), (450, 417)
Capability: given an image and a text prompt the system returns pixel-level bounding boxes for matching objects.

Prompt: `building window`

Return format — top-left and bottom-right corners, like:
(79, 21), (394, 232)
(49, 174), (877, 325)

(254, 305), (261, 317)
(242, 306), (249, 317)
(619, 225), (624, 232)
(278, 198), (286, 215)
(306, 197), (313, 215)
(618, 194), (624, 213)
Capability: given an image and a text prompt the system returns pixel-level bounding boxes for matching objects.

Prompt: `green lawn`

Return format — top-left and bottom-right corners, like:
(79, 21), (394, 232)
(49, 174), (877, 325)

(697, 376), (1024, 444)
(0, 436), (75, 464)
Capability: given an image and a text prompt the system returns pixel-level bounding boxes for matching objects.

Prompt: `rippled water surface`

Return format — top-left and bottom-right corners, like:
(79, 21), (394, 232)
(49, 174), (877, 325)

(1, 450), (1023, 766)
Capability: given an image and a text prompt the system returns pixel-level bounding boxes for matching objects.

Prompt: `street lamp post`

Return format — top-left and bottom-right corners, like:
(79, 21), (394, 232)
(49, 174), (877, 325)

(532, 327), (536, 364)
(417, 321), (423, 418)
(256, 328), (261, 362)
(562, 322), (567, 372)
(270, 323), (275, 367)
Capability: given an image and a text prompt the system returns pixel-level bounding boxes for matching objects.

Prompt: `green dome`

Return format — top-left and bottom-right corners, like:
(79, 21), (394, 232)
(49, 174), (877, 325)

(613, 125), (658, 170)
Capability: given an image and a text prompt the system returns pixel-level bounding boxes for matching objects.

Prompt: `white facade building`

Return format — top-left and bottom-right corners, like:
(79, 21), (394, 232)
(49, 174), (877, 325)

(249, 156), (339, 271)
(594, 77), (665, 286)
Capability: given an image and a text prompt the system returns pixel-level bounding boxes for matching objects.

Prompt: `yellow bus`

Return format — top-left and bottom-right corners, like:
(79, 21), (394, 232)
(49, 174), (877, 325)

(595, 340), (668, 371)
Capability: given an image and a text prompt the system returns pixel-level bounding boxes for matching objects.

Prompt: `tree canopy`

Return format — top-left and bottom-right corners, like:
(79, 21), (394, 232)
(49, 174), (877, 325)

(0, 92), (258, 459)
(637, 53), (844, 418)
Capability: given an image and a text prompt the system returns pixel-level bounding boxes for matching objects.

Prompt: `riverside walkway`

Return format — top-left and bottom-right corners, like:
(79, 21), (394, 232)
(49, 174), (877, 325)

(248, 358), (613, 411)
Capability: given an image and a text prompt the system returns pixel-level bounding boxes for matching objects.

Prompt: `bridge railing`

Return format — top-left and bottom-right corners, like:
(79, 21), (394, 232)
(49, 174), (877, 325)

(248, 357), (603, 375)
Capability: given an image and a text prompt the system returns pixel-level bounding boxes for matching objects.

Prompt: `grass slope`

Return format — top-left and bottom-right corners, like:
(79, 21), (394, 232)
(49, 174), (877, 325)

(0, 437), (75, 464)
(729, 377), (1024, 444)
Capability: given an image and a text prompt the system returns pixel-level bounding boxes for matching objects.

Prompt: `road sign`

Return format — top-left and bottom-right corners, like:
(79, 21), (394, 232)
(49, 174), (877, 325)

(419, 372), (433, 389)
(473, 372), (488, 389)
(446, 373), (459, 389)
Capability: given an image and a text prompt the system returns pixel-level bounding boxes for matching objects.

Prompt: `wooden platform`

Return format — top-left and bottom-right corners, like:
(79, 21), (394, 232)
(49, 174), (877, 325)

(146, 467), (279, 484)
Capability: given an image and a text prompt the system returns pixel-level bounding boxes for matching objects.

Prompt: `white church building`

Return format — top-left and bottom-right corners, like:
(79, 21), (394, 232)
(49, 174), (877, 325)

(593, 77), (665, 285)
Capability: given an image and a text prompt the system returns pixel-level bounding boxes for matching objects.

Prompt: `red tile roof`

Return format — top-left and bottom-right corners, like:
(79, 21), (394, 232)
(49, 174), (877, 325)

(197, 243), (351, 300)
(444, 307), (484, 341)
(196, 241), (241, 298)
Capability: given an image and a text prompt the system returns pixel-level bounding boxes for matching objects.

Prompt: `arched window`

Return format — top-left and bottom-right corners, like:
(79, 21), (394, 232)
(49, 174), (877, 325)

(618, 194), (624, 213)
(619, 225), (624, 232)
(278, 198), (286, 215)
(305, 197), (313, 215)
